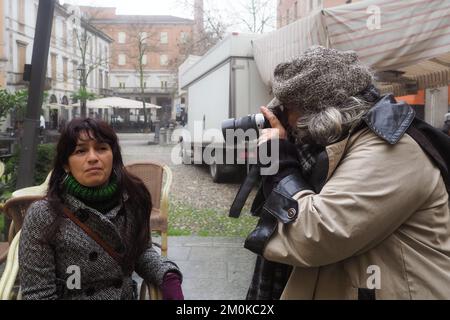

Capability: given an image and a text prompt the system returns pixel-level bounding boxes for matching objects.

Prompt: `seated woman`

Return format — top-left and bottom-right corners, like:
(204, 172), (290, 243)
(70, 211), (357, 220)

(18, 118), (183, 300)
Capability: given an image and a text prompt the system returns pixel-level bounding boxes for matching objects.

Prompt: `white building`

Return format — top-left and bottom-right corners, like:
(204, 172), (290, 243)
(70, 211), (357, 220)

(1, 0), (113, 131)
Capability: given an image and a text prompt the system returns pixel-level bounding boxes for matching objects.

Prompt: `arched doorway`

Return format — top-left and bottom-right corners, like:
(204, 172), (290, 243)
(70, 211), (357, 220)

(49, 94), (58, 130)
(71, 97), (79, 118)
(61, 95), (69, 122)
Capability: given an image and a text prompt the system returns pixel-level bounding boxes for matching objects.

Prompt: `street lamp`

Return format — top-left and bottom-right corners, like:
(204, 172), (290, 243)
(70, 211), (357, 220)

(77, 63), (87, 118)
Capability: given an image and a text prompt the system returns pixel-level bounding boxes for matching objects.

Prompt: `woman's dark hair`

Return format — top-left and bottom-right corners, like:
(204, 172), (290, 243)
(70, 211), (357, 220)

(46, 118), (150, 273)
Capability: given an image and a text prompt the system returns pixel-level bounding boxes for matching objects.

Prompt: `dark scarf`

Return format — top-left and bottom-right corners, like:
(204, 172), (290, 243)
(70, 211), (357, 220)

(63, 174), (120, 213)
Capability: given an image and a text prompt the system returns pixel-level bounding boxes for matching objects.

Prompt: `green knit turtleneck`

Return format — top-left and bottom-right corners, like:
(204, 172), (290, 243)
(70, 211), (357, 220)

(63, 174), (120, 213)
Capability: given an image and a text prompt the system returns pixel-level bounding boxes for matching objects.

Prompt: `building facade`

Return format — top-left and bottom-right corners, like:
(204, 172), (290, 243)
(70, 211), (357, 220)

(277, 0), (359, 28)
(1, 0), (112, 130)
(87, 7), (195, 125)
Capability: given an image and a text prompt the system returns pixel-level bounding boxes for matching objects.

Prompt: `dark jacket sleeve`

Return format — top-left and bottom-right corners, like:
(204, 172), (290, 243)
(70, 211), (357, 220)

(134, 242), (181, 287)
(244, 139), (314, 256)
(18, 201), (58, 300)
(245, 173), (312, 256)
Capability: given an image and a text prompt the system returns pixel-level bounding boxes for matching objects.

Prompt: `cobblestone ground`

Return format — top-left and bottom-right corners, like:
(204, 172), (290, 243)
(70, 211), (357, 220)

(121, 134), (258, 300)
(119, 133), (250, 214)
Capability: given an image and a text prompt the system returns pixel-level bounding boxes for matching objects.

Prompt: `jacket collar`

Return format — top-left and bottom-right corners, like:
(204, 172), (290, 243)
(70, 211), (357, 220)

(362, 94), (415, 145)
(63, 193), (125, 249)
(63, 193), (127, 220)
(321, 94), (415, 183)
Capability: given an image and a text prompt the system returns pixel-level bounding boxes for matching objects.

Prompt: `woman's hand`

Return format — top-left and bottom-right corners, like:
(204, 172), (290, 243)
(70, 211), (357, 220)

(161, 272), (184, 300)
(258, 106), (288, 146)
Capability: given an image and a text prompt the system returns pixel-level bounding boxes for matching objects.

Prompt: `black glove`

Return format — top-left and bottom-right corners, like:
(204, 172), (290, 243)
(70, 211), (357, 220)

(260, 139), (301, 198)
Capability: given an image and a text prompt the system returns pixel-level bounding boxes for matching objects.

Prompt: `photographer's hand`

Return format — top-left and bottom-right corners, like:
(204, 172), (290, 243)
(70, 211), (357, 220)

(258, 106), (287, 145)
(257, 106), (301, 198)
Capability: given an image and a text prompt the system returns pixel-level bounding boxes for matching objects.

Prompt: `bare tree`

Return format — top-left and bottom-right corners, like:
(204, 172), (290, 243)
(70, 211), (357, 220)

(179, 0), (228, 57)
(127, 27), (159, 132)
(233, 0), (276, 34)
(72, 10), (109, 118)
(177, 0), (274, 59)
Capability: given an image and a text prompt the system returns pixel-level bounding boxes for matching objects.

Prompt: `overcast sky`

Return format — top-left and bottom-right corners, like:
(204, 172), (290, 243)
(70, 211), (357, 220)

(61, 0), (214, 19)
(60, 0), (277, 33)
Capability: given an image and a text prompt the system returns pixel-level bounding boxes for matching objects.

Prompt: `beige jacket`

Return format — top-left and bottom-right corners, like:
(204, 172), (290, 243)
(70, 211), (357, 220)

(263, 128), (450, 299)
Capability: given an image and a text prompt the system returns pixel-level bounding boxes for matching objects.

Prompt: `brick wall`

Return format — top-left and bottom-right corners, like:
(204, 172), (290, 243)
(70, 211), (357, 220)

(97, 22), (194, 71)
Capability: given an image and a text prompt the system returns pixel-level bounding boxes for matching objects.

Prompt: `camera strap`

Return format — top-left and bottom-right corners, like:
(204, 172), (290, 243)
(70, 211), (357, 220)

(63, 206), (125, 266)
(229, 165), (261, 218)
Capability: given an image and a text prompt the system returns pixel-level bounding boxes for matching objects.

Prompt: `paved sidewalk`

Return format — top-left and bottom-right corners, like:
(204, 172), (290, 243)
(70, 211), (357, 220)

(135, 236), (256, 300)
(1, 236), (256, 300)
(121, 133), (258, 299)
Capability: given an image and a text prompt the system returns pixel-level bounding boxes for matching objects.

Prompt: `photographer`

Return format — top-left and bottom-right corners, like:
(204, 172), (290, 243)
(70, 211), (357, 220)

(245, 46), (450, 300)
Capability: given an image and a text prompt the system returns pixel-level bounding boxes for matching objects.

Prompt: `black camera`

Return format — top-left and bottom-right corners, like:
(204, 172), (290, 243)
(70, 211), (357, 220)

(221, 113), (268, 138)
(222, 106), (287, 218)
(221, 107), (285, 138)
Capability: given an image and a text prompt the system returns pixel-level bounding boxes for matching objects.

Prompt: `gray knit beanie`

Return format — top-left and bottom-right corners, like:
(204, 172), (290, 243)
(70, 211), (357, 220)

(267, 46), (373, 113)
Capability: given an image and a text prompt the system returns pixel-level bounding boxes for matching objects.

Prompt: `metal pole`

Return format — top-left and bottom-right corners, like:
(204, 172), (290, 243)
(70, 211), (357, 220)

(16, 0), (55, 189)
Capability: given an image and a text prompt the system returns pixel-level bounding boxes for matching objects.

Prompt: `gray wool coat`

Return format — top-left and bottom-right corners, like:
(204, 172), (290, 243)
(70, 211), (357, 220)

(18, 194), (180, 300)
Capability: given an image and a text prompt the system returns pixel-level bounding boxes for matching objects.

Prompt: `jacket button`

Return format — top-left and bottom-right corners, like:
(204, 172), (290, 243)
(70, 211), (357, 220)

(86, 287), (95, 297)
(89, 251), (98, 262)
(78, 210), (89, 223)
(115, 244), (126, 254)
(113, 279), (123, 289)
(287, 208), (297, 219)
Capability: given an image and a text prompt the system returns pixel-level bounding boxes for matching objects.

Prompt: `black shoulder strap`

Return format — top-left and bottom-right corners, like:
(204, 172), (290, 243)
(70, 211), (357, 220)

(407, 120), (450, 193)
(63, 207), (124, 265)
(229, 165), (261, 218)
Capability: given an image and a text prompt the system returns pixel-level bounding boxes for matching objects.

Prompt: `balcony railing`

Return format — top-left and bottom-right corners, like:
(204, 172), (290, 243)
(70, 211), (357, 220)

(100, 88), (114, 96)
(8, 73), (27, 85)
(111, 86), (176, 95)
(8, 73), (53, 90)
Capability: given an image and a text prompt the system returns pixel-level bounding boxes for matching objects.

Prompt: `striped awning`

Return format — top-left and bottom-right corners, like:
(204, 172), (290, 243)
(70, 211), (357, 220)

(253, 0), (450, 90)
(252, 9), (328, 86)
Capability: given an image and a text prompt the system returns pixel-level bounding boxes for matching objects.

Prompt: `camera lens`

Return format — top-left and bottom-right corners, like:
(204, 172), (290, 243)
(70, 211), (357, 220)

(221, 118), (236, 137)
(234, 115), (255, 132)
(221, 113), (272, 139)
(254, 114), (266, 129)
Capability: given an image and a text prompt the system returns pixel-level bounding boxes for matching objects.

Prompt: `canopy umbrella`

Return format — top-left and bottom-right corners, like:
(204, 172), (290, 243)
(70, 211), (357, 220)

(46, 103), (70, 110)
(143, 103), (164, 110)
(71, 97), (162, 109)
